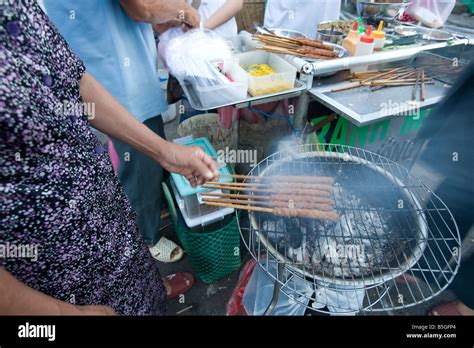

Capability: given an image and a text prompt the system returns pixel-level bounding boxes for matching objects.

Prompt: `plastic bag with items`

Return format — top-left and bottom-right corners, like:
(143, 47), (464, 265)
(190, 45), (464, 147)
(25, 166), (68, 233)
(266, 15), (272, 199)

(242, 257), (314, 316)
(406, 0), (456, 28)
(158, 28), (233, 86)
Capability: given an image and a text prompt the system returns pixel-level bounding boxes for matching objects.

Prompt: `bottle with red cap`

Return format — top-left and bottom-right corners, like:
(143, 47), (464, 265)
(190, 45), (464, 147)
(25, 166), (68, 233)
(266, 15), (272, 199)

(351, 25), (375, 73)
(342, 21), (361, 56)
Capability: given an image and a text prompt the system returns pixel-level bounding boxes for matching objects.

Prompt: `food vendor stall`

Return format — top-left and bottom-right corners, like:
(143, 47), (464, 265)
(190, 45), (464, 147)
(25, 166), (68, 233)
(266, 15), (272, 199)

(160, 2), (473, 315)
(172, 18), (472, 170)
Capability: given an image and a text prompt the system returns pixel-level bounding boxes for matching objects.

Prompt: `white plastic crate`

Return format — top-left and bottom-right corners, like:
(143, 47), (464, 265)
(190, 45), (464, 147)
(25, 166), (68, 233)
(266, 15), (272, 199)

(190, 59), (249, 109)
(170, 179), (234, 228)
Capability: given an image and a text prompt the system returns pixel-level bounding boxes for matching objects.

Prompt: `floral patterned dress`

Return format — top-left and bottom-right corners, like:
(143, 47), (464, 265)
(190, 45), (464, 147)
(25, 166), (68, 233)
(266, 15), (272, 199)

(0, 0), (166, 315)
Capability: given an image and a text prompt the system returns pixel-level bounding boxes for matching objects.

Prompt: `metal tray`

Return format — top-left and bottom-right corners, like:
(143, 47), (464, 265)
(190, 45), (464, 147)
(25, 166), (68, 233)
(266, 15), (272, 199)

(308, 50), (468, 126)
(310, 77), (450, 126)
(181, 79), (306, 111)
(393, 25), (454, 41)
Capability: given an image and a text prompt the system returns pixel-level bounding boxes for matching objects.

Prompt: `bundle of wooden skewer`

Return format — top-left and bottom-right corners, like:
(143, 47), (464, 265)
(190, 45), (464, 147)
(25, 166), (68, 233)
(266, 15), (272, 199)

(253, 33), (339, 60)
(201, 174), (340, 221)
(332, 66), (429, 100)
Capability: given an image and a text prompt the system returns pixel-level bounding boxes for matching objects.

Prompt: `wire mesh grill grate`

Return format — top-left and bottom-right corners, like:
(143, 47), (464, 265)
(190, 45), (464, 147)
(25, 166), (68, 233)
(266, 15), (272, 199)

(238, 144), (461, 314)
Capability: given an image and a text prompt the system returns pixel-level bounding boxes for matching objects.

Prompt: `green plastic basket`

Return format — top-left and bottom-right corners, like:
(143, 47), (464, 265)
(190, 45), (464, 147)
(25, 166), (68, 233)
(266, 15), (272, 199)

(162, 182), (241, 283)
(464, 0), (474, 14)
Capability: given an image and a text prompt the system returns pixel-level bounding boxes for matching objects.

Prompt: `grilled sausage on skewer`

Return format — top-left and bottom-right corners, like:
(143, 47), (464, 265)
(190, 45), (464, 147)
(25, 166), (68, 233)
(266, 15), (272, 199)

(270, 194), (334, 204)
(273, 208), (340, 221)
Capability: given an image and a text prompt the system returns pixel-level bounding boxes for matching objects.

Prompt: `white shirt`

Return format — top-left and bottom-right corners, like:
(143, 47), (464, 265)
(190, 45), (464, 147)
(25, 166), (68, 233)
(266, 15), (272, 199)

(189, 0), (238, 39)
(264, 0), (341, 39)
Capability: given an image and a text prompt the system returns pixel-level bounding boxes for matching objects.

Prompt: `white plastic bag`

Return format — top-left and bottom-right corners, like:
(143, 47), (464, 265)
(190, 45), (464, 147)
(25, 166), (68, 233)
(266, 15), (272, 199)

(157, 27), (185, 68)
(406, 0), (456, 28)
(158, 28), (232, 82)
(242, 257), (313, 316)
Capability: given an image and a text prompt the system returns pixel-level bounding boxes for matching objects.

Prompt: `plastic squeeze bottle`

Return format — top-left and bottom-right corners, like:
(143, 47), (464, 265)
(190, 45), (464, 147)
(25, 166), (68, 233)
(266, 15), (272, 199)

(351, 25), (375, 73)
(373, 21), (386, 51)
(342, 21), (360, 56)
(357, 17), (365, 37)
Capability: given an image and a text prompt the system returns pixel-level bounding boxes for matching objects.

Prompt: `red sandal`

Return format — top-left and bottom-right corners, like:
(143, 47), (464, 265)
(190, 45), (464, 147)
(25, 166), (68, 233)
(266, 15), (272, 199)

(164, 272), (195, 299)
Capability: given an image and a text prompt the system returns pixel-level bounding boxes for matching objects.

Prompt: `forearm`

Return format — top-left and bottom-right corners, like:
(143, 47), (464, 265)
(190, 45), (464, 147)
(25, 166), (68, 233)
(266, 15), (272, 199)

(79, 72), (166, 163)
(203, 0), (243, 30)
(119, 0), (194, 24)
(0, 268), (77, 315)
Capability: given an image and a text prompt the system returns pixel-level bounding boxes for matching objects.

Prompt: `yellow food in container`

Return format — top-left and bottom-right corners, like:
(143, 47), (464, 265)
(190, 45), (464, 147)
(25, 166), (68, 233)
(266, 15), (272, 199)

(238, 51), (297, 97)
(245, 63), (292, 96)
(246, 63), (278, 77)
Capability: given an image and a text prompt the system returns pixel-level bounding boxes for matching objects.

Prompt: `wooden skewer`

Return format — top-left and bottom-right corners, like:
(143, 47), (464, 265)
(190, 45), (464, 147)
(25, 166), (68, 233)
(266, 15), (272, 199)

(202, 192), (270, 200)
(205, 181), (334, 192)
(412, 69), (421, 101)
(203, 198), (334, 210)
(203, 201), (340, 220)
(203, 184), (332, 197)
(204, 197), (270, 206)
(352, 77), (431, 83)
(204, 201), (274, 213)
(368, 82), (434, 87)
(331, 66), (409, 92)
(203, 184), (332, 196)
(351, 68), (404, 76)
(201, 192), (335, 204)
(370, 69), (420, 91)
(256, 46), (335, 60)
(206, 181), (269, 187)
(203, 185), (276, 193)
(358, 78), (430, 84)
(254, 34), (330, 50)
(219, 174), (334, 184)
(219, 173), (258, 180)
(420, 68), (426, 102)
(351, 70), (414, 80)
(363, 81), (434, 87)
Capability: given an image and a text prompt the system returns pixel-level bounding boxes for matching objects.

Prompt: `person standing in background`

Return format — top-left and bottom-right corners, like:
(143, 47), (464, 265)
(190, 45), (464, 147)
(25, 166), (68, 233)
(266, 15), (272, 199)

(154, 0), (243, 39)
(194, 0), (243, 39)
(43, 0), (198, 265)
(155, 0), (243, 123)
(264, 0), (341, 38)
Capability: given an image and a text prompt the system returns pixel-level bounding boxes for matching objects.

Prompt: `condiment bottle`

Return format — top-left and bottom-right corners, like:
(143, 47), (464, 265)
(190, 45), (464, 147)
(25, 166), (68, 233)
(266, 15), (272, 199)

(351, 25), (375, 73)
(373, 21), (386, 51)
(342, 21), (360, 56)
(357, 17), (365, 37)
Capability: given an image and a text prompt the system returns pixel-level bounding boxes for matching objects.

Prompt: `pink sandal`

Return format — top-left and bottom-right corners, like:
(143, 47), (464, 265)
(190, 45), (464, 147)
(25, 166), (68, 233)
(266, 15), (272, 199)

(164, 272), (195, 299)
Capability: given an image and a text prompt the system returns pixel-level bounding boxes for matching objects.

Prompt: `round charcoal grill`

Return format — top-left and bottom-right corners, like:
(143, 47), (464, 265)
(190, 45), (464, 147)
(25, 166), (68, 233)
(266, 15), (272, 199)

(237, 144), (461, 314)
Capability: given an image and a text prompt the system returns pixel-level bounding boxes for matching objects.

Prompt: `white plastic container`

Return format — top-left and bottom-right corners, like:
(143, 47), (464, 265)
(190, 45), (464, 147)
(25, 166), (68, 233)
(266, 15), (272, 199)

(351, 25), (375, 74)
(191, 59), (249, 109)
(237, 51), (297, 97)
(170, 179), (234, 228)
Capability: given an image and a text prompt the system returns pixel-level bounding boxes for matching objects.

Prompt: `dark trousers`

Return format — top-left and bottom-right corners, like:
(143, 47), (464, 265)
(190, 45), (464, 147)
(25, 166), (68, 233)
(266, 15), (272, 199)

(112, 115), (165, 245)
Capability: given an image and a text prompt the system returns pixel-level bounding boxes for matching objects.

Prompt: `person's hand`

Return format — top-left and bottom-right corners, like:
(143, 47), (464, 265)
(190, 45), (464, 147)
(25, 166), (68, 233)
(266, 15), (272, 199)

(74, 305), (116, 316)
(178, 5), (200, 29)
(153, 19), (181, 33)
(158, 142), (219, 187)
